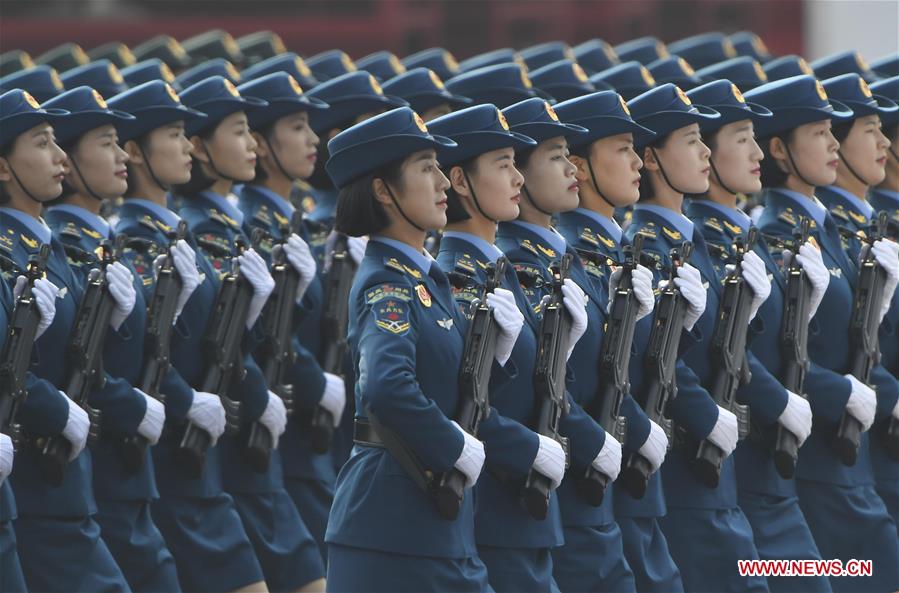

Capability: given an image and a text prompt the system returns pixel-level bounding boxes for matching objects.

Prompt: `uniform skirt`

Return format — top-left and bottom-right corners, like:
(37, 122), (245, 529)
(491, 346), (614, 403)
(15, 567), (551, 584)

(738, 490), (832, 593)
(551, 522), (636, 593)
(327, 543), (493, 593)
(151, 493), (264, 593)
(660, 506), (769, 593)
(477, 545), (558, 593)
(231, 488), (325, 591)
(94, 499), (181, 592)
(796, 480), (899, 593)
(14, 513), (129, 593)
(617, 517), (684, 593)
(0, 519), (27, 593)
(283, 475), (334, 562)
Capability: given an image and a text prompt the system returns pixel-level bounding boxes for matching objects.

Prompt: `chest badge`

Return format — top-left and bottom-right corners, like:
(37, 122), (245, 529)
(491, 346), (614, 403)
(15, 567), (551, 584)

(437, 317), (454, 330)
(416, 283), (432, 307)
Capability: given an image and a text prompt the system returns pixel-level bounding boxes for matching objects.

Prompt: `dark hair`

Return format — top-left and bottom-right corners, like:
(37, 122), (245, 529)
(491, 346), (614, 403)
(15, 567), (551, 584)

(122, 134), (151, 198)
(49, 136), (83, 205)
(251, 121), (277, 184)
(759, 129), (796, 188)
(637, 132), (672, 201)
(886, 122), (898, 143)
(831, 119), (853, 145)
(307, 136), (334, 190)
(444, 158), (477, 224)
(334, 159), (404, 237)
(173, 126), (217, 196)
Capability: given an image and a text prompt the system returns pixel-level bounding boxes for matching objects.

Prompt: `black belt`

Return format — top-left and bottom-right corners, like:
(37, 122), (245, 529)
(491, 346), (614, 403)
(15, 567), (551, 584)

(353, 418), (385, 448)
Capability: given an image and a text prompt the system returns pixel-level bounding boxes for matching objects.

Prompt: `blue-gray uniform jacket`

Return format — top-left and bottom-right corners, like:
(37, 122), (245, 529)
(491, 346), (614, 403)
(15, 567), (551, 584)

(305, 188), (338, 268)
(556, 208), (662, 519)
(0, 207), (140, 517)
(177, 190), (283, 494)
(326, 237), (511, 558)
(436, 231), (564, 549)
(0, 276), (15, 524)
(624, 205), (739, 510)
(236, 183), (335, 486)
(684, 199), (799, 498)
(758, 188), (884, 487)
(45, 204), (158, 503)
(495, 220), (611, 526)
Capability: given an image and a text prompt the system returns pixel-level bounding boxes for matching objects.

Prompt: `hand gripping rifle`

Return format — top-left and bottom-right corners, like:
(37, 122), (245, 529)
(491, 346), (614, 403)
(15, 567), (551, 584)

(620, 242), (693, 499)
(38, 235), (126, 485)
(244, 212), (303, 472)
(691, 229), (756, 488)
(577, 235), (645, 505)
(835, 211), (889, 465)
(521, 254), (573, 520)
(178, 231), (259, 477)
(0, 245), (50, 450)
(434, 257), (507, 520)
(119, 221), (187, 473)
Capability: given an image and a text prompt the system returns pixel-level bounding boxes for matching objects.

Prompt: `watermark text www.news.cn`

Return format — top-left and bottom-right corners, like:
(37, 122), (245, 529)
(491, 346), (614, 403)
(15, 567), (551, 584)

(738, 559), (874, 578)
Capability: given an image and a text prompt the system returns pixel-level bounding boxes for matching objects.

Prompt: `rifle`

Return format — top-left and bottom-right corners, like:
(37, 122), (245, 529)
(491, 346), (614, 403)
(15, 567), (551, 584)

(691, 229), (756, 488)
(578, 235), (646, 505)
(434, 257), (507, 520)
(178, 231), (259, 477)
(521, 254), (573, 520)
(37, 235), (126, 486)
(244, 212), (303, 472)
(620, 242), (694, 499)
(0, 245), (51, 451)
(834, 211), (889, 465)
(119, 221), (188, 473)
(313, 233), (357, 453)
(771, 218), (812, 479)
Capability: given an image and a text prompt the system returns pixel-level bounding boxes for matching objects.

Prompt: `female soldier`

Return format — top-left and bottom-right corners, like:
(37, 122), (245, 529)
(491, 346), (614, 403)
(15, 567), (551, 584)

(684, 79), (830, 593)
(41, 84), (181, 593)
(235, 70), (341, 591)
(491, 95), (651, 592)
(107, 78), (269, 593)
(323, 106), (524, 591)
(746, 74), (899, 593)
(552, 90), (683, 593)
(869, 75), (899, 525)
(624, 83), (771, 592)
(0, 88), (130, 592)
(427, 100), (577, 591)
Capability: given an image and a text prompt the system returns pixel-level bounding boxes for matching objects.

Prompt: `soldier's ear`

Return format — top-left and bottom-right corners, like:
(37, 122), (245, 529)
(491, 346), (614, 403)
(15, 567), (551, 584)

(251, 131), (269, 158)
(123, 140), (144, 165)
(568, 154), (590, 183)
(0, 157), (11, 183)
(371, 176), (393, 206)
(449, 165), (469, 197)
(642, 146), (660, 172)
(190, 135), (210, 164)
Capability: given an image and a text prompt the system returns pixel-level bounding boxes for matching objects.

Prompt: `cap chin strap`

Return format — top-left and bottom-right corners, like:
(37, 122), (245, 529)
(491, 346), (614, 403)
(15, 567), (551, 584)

(837, 149), (874, 188)
(521, 184), (554, 217)
(710, 157), (740, 197)
(264, 134), (296, 182)
(137, 143), (171, 193)
(650, 147), (692, 195)
(462, 169), (495, 223)
(780, 138), (819, 190)
(586, 154), (617, 208)
(7, 164), (46, 205)
(200, 139), (239, 183)
(383, 182), (426, 232)
(69, 156), (107, 202)
(889, 145), (899, 164)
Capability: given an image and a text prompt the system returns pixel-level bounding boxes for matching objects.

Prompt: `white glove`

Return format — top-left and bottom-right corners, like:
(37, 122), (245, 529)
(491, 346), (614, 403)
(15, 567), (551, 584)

(591, 430), (622, 482)
(778, 390), (812, 447)
(872, 239), (899, 323)
(320, 372), (347, 427)
(186, 390), (227, 446)
(844, 373), (876, 432)
(60, 390), (90, 461)
(671, 263), (706, 331)
(609, 264), (654, 321)
(451, 420), (485, 489)
(15, 275), (59, 339)
(738, 250), (771, 321)
(487, 287), (524, 366)
(639, 420), (669, 474)
(794, 241), (829, 320)
(106, 261), (136, 331)
(259, 390), (288, 448)
(0, 433), (13, 485)
(707, 405), (739, 457)
(283, 234), (317, 304)
(135, 389), (165, 445)
(238, 248), (275, 329)
(348, 235), (367, 266)
(892, 398), (899, 422)
(170, 240), (201, 321)
(532, 434), (566, 490)
(561, 278), (589, 361)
